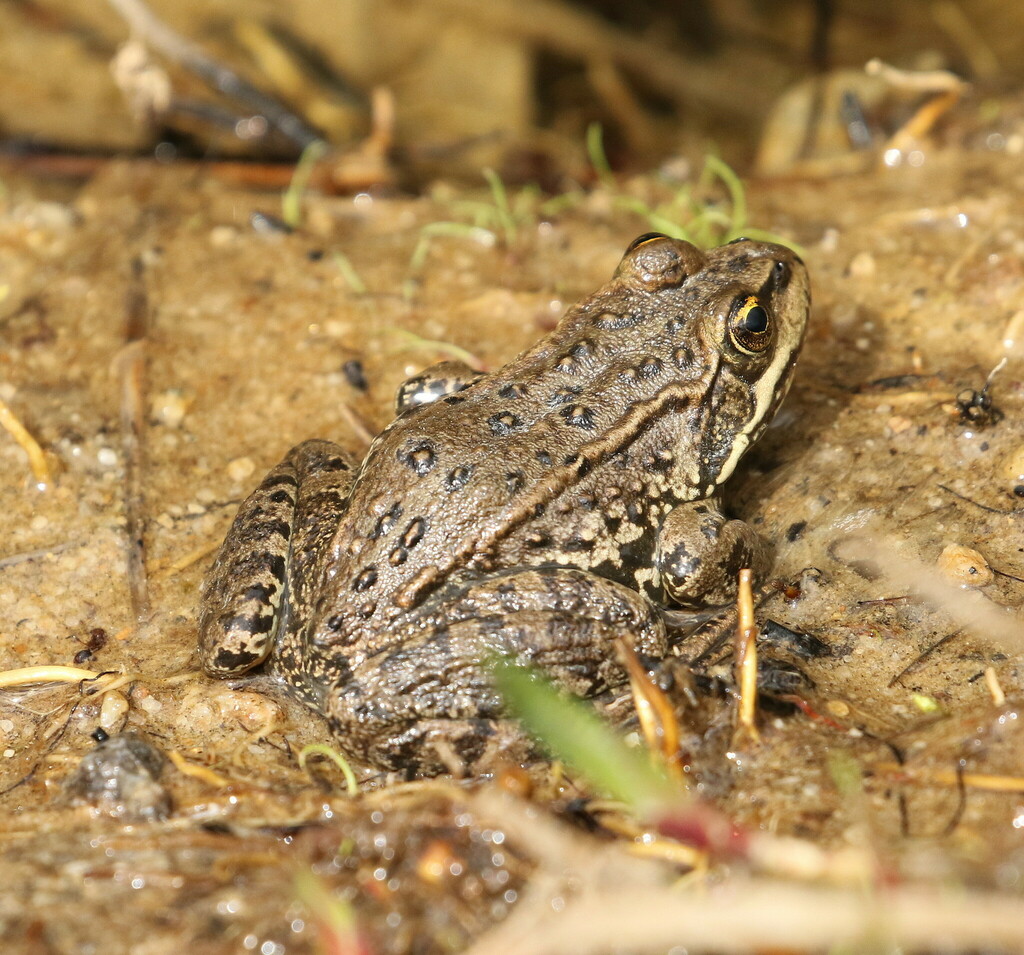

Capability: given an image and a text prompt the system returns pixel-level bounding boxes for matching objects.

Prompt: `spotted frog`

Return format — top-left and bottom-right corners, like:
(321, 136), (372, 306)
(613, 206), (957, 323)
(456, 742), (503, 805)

(199, 234), (810, 773)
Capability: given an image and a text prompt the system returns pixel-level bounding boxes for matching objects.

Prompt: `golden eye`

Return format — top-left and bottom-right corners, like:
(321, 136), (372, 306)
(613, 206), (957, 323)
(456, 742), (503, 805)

(729, 296), (771, 354)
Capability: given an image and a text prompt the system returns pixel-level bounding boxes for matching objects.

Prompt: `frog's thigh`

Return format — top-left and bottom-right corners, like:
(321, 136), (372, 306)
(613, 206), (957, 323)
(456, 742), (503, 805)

(199, 439), (355, 677)
(656, 499), (773, 608)
(324, 567), (667, 772)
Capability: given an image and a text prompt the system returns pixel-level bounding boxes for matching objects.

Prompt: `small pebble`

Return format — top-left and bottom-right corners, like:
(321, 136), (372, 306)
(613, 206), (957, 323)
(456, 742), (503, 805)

(847, 251), (876, 278)
(826, 700), (850, 718)
(227, 456), (256, 483)
(99, 691), (130, 733)
(63, 731), (170, 821)
(152, 389), (190, 427)
(213, 689), (282, 733)
(887, 415), (913, 435)
(937, 543), (994, 588)
(97, 448), (118, 467)
(209, 225), (238, 247)
(132, 686), (164, 714)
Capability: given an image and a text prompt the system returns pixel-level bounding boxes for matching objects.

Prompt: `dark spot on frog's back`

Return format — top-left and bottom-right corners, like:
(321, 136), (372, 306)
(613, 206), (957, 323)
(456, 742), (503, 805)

(353, 567), (378, 592)
(560, 405), (596, 430)
(444, 465), (473, 492)
(548, 385), (582, 406)
(488, 412), (524, 436)
(498, 382), (528, 400)
(371, 503), (403, 539)
(672, 346), (695, 369)
(638, 357), (663, 378)
(399, 442), (436, 475)
(402, 518), (427, 548)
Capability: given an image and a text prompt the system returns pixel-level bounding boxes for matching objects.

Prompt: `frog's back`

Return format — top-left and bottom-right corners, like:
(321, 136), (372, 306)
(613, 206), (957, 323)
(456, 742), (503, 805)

(312, 235), (809, 645)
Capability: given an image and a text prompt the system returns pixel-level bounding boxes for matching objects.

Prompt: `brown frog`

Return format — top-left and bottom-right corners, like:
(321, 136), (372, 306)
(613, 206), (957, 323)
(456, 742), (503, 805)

(199, 234), (810, 773)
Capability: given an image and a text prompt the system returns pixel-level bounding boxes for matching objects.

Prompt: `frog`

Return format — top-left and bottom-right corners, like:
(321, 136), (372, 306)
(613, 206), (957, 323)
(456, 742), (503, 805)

(198, 233), (810, 774)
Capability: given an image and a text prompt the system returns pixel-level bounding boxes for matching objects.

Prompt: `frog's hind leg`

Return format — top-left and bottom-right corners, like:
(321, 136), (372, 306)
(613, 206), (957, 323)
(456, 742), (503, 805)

(199, 439), (355, 677)
(322, 566), (668, 775)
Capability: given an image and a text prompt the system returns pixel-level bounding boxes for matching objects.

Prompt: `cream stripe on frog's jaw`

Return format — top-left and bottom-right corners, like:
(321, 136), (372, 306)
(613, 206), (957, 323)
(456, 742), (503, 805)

(713, 349), (796, 486)
(712, 290), (808, 486)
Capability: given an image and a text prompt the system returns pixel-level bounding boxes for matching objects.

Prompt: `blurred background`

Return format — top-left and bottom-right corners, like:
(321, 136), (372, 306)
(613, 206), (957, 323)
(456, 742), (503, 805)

(2, 0), (1022, 188)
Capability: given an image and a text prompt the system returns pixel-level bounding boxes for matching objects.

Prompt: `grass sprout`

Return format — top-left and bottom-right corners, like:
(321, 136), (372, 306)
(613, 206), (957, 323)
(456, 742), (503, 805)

(586, 121), (616, 189)
(583, 125), (800, 252)
(282, 139), (328, 228)
(298, 742), (359, 797)
(380, 328), (482, 368)
(408, 221), (496, 274)
(331, 251), (367, 295)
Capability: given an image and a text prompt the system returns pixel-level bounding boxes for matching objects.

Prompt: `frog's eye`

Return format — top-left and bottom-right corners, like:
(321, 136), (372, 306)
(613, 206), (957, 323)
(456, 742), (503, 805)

(624, 232), (669, 254)
(729, 296), (772, 354)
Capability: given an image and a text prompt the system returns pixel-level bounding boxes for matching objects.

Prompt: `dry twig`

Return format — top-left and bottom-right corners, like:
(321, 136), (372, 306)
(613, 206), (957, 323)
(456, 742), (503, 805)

(733, 568), (760, 743)
(116, 257), (151, 622)
(0, 395), (52, 489)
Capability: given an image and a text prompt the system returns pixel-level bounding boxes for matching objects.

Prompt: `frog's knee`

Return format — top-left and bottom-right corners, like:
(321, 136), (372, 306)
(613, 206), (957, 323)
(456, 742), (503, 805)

(394, 360), (483, 414)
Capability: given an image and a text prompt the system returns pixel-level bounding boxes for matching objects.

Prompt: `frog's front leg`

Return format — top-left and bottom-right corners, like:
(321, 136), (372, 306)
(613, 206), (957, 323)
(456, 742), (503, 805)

(656, 499), (773, 608)
(323, 566), (667, 774)
(199, 439), (355, 677)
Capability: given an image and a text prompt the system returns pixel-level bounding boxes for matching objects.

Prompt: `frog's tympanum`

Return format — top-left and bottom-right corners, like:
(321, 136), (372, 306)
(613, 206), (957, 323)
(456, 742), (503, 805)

(199, 234), (810, 773)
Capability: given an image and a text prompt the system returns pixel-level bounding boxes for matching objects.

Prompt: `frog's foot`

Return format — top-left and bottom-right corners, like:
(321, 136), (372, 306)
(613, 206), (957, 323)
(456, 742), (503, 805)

(657, 498), (773, 608)
(394, 359), (484, 414)
(321, 566), (667, 775)
(199, 439), (355, 678)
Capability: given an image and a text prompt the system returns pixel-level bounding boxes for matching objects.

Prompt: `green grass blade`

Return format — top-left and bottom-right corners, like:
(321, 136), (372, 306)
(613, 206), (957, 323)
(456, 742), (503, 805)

(586, 122), (616, 189)
(494, 656), (681, 817)
(282, 139), (328, 228)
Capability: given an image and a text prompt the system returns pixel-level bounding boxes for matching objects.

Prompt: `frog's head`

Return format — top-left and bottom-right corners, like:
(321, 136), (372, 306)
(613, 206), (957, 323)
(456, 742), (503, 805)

(613, 233), (810, 492)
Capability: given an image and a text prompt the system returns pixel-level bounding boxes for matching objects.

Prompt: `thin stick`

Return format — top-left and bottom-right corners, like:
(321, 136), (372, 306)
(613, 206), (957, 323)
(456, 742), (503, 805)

(150, 539), (221, 581)
(872, 762), (1024, 793)
(104, 0), (319, 148)
(0, 665), (100, 688)
(734, 568), (760, 743)
(117, 257), (151, 622)
(887, 629), (963, 687)
(167, 750), (230, 788)
(0, 396), (52, 489)
(618, 639), (684, 784)
(984, 666), (1006, 706)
